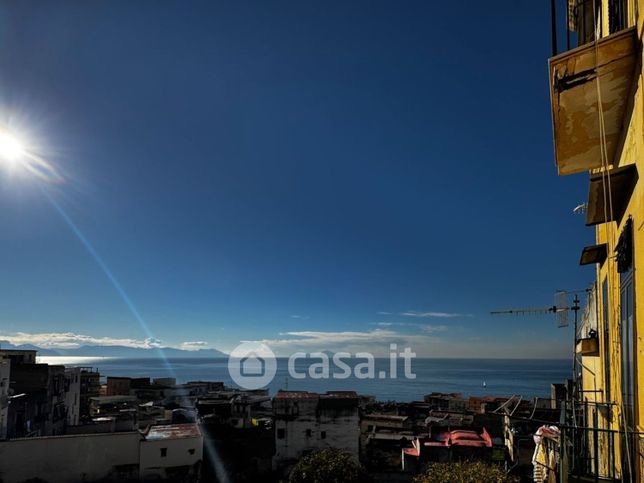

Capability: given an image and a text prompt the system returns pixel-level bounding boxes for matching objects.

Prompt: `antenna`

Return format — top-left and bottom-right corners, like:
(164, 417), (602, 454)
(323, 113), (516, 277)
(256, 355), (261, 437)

(490, 289), (583, 327)
(573, 203), (587, 214)
(555, 290), (569, 327)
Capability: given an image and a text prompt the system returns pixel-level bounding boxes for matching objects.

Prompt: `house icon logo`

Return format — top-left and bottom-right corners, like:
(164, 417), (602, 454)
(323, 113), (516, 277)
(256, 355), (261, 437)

(240, 351), (265, 377)
(228, 342), (276, 390)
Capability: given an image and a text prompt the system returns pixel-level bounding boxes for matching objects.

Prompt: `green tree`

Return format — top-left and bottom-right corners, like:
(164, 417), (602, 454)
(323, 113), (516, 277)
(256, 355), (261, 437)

(289, 449), (371, 483)
(413, 461), (518, 483)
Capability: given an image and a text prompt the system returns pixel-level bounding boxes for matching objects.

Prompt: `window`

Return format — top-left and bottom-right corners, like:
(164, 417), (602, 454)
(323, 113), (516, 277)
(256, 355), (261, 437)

(609, 0), (628, 33)
(306, 429), (312, 437)
(188, 449), (195, 455)
(160, 448), (167, 457)
(277, 428), (285, 439)
(320, 431), (326, 440)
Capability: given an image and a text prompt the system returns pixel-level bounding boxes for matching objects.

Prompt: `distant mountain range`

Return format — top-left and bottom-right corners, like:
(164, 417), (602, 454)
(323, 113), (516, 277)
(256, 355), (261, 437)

(0, 340), (227, 358)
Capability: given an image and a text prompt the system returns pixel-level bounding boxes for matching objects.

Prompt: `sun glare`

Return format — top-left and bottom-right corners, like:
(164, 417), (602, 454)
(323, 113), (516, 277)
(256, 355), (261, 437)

(0, 131), (25, 163)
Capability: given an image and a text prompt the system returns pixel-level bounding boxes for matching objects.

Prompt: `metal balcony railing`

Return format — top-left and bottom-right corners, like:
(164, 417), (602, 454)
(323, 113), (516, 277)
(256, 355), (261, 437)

(559, 400), (643, 480)
(550, 0), (630, 56)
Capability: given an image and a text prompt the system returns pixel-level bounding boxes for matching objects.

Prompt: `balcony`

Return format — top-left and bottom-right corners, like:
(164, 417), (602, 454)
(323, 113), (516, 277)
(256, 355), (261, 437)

(549, 27), (638, 175)
(559, 401), (643, 481)
(576, 335), (599, 356)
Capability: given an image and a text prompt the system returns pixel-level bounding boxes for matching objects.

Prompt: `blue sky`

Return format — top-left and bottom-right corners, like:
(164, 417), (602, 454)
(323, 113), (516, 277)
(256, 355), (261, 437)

(0, 1), (593, 357)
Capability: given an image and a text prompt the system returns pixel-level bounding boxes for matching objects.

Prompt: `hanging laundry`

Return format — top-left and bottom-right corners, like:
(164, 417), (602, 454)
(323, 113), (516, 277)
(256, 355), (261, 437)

(532, 425), (560, 483)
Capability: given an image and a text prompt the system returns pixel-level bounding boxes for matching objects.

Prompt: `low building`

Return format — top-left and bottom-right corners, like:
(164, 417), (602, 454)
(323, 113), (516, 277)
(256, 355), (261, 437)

(6, 362), (67, 437)
(140, 424), (203, 480)
(88, 395), (138, 431)
(272, 390), (360, 472)
(424, 392), (468, 412)
(0, 423), (202, 482)
(360, 414), (415, 471)
(0, 431), (141, 482)
(79, 367), (101, 421)
(0, 349), (37, 365)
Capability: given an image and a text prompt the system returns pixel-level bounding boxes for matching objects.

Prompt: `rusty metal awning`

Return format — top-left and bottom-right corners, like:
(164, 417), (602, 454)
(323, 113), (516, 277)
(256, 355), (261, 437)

(579, 244), (607, 265)
(549, 27), (637, 176)
(586, 164), (638, 225)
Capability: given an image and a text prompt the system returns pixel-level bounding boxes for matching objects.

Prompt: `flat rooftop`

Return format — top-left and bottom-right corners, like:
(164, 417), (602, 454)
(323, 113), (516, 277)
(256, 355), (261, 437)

(145, 423), (201, 441)
(275, 390), (358, 400)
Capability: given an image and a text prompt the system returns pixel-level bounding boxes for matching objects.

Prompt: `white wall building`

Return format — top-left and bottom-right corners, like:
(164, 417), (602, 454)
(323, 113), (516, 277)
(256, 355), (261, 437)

(0, 423), (203, 482)
(0, 431), (140, 482)
(140, 424), (203, 480)
(273, 391), (360, 471)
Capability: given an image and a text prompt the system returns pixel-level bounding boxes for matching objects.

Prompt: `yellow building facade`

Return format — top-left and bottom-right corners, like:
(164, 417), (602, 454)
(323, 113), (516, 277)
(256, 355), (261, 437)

(549, 0), (643, 480)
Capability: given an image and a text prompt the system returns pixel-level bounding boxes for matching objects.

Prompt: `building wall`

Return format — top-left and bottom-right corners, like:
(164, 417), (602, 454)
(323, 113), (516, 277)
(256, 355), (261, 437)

(106, 376), (132, 396)
(64, 367), (81, 426)
(0, 358), (10, 440)
(0, 432), (140, 483)
(569, 1), (644, 479)
(79, 368), (101, 420)
(273, 395), (359, 470)
(139, 435), (203, 480)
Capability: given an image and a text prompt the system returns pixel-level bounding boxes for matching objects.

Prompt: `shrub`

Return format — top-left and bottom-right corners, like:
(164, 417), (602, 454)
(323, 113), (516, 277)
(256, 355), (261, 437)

(413, 461), (517, 483)
(289, 449), (370, 483)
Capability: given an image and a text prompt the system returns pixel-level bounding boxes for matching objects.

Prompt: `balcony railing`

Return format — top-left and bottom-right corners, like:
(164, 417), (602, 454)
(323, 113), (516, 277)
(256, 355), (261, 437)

(551, 0), (630, 55)
(559, 400), (643, 480)
(549, 0), (637, 176)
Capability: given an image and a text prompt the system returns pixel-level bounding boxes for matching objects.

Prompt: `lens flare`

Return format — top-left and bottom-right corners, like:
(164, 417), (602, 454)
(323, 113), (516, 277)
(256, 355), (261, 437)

(0, 132), (25, 161)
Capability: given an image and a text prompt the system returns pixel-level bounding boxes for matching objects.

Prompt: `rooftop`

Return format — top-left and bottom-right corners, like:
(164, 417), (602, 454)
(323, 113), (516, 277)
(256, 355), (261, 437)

(144, 423), (201, 441)
(275, 391), (320, 400)
(90, 395), (138, 404)
(275, 390), (359, 400)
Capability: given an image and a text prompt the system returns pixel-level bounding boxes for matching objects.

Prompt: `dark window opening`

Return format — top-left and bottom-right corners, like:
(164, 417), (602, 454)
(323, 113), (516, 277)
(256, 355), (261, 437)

(320, 431), (326, 439)
(306, 429), (312, 437)
(609, 0), (628, 33)
(188, 449), (195, 455)
(277, 428), (285, 439)
(160, 448), (167, 457)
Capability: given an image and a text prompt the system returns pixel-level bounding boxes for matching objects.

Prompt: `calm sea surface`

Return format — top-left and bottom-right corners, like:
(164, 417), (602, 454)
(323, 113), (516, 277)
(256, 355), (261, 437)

(38, 356), (570, 401)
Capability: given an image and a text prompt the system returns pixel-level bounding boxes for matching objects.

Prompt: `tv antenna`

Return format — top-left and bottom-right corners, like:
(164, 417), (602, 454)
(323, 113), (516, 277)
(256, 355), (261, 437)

(490, 290), (585, 328)
(490, 288), (591, 399)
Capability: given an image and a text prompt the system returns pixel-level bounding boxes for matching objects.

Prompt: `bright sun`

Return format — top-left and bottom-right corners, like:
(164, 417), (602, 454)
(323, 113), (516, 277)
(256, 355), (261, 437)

(0, 132), (25, 162)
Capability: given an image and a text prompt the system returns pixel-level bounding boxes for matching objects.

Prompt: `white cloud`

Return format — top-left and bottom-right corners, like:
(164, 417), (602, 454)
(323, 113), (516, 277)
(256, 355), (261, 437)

(180, 341), (210, 350)
(253, 329), (442, 357)
(290, 315), (310, 320)
(0, 331), (161, 349)
(0, 331), (197, 351)
(371, 322), (448, 333)
(421, 324), (448, 333)
(401, 310), (472, 318)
